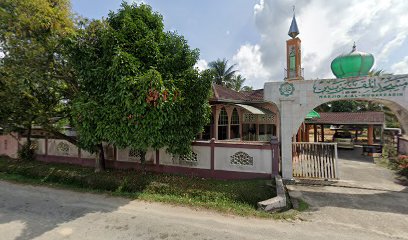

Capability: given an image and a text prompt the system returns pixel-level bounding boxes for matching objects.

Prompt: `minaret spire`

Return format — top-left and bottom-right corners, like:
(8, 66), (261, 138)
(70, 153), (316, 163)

(285, 6), (303, 80)
(288, 6), (299, 39)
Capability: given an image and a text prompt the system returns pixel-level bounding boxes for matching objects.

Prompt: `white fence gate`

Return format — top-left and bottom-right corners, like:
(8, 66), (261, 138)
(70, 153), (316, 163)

(292, 142), (339, 179)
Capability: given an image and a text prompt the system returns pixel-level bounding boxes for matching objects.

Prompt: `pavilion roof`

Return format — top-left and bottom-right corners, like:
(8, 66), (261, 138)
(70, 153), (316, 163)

(305, 112), (385, 125)
(210, 84), (264, 103)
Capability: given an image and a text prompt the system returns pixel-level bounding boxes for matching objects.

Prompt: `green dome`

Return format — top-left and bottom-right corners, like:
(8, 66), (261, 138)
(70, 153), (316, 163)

(331, 44), (374, 78)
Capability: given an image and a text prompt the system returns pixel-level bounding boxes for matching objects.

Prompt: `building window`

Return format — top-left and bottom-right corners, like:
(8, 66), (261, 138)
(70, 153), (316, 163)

(4, 140), (7, 150)
(242, 124), (256, 141)
(259, 124), (277, 141)
(218, 107), (228, 140)
(230, 108), (240, 139)
(201, 113), (214, 140)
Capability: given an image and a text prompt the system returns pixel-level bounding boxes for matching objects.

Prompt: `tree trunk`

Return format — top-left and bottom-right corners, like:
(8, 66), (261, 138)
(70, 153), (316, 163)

(45, 128), (77, 145)
(26, 123), (32, 147)
(95, 143), (105, 172)
(140, 150), (146, 173)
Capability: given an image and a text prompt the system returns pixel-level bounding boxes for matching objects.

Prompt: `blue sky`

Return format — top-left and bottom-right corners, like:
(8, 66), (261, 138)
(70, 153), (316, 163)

(71, 0), (408, 89)
(71, 0), (259, 64)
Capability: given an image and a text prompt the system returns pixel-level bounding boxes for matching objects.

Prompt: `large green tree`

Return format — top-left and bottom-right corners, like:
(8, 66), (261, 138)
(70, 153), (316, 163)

(0, 0), (76, 156)
(67, 3), (211, 171)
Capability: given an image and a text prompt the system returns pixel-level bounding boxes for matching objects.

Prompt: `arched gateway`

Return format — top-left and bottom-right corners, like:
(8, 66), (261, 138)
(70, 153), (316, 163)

(262, 9), (408, 180)
(264, 75), (408, 179)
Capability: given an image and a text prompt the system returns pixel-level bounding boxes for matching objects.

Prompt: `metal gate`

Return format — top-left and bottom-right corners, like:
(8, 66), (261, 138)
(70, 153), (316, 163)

(292, 142), (338, 179)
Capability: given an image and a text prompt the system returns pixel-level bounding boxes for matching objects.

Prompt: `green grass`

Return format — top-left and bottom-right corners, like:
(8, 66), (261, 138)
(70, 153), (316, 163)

(0, 157), (299, 219)
(296, 198), (309, 212)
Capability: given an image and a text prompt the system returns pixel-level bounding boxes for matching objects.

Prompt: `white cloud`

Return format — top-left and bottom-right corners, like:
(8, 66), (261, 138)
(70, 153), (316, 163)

(194, 59), (208, 72)
(232, 44), (271, 89)
(391, 56), (408, 74)
(254, 0), (265, 14)
(377, 32), (406, 63)
(247, 0), (408, 85)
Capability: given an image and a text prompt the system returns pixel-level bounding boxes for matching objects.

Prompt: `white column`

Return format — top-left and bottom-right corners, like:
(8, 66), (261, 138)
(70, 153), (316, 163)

(280, 98), (295, 179)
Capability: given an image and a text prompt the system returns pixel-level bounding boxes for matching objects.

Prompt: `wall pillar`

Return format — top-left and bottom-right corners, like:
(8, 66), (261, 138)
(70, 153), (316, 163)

(155, 149), (160, 166)
(313, 124), (318, 142)
(44, 136), (48, 156)
(270, 138), (280, 176)
(280, 99), (294, 179)
(296, 126), (301, 142)
(320, 124), (325, 142)
(214, 107), (219, 140)
(255, 114), (260, 141)
(113, 146), (117, 161)
(210, 138), (215, 176)
(239, 110), (243, 140)
(304, 124), (310, 142)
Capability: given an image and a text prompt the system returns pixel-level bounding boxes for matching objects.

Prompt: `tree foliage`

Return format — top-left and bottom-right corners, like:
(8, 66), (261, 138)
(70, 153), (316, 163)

(207, 58), (252, 91)
(67, 3), (211, 170)
(208, 58), (237, 86)
(226, 74), (246, 91)
(0, 0), (75, 160)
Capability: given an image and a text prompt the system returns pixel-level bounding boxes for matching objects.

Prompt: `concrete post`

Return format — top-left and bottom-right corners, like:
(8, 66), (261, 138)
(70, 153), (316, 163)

(368, 124), (374, 157)
(270, 136), (280, 176)
(280, 98), (294, 179)
(368, 124), (374, 145)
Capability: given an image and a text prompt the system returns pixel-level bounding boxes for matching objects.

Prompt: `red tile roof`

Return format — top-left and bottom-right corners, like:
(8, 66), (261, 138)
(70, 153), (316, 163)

(306, 112), (385, 125)
(211, 84), (264, 102)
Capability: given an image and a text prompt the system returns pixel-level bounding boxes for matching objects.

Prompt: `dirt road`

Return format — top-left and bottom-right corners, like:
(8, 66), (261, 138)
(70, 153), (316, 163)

(1, 180), (407, 240)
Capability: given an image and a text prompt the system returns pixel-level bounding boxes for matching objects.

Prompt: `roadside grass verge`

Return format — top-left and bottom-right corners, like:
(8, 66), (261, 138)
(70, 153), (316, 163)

(0, 157), (298, 219)
(375, 144), (408, 180)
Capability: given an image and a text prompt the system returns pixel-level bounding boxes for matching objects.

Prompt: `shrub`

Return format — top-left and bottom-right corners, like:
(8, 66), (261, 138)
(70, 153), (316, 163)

(17, 142), (36, 161)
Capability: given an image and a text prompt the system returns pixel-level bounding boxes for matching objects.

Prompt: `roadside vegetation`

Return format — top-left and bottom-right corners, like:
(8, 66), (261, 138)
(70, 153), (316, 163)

(376, 142), (408, 181)
(0, 157), (303, 219)
(0, 1), (212, 171)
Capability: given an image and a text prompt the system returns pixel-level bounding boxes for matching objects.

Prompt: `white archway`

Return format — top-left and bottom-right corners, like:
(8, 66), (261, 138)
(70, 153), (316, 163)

(264, 74), (408, 179)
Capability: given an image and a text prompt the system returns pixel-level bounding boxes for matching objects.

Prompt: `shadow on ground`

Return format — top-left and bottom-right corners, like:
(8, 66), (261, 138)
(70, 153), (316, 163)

(337, 146), (374, 163)
(292, 185), (408, 215)
(0, 181), (131, 240)
(290, 145), (408, 216)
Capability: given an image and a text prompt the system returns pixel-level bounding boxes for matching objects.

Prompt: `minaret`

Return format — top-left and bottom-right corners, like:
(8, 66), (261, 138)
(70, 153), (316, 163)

(286, 7), (303, 80)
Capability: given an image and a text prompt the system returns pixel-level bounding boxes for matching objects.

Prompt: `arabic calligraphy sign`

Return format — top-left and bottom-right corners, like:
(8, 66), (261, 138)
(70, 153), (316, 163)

(313, 75), (408, 99)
